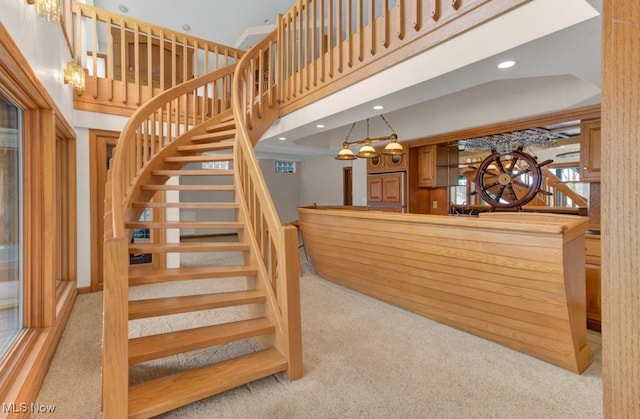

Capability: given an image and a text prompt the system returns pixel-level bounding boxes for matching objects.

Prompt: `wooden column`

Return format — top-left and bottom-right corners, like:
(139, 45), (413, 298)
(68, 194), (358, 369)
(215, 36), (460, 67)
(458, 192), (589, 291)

(602, 0), (640, 417)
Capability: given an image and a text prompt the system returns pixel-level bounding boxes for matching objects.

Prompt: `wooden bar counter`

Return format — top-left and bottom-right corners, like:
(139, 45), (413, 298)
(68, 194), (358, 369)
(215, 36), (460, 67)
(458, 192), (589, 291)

(298, 207), (590, 373)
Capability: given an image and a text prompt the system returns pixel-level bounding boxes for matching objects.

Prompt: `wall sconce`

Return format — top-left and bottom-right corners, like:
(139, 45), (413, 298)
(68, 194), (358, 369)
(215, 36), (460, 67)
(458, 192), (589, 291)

(335, 115), (404, 160)
(64, 60), (86, 92)
(27, 0), (62, 24)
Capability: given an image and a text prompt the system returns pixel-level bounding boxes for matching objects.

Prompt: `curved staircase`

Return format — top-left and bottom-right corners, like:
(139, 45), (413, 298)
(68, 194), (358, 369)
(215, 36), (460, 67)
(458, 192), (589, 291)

(102, 31), (302, 418)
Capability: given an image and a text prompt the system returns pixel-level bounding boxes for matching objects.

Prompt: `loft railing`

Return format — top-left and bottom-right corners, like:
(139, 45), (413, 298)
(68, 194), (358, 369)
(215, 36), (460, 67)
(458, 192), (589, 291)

(232, 29), (303, 379)
(276, 0), (530, 115)
(70, 1), (529, 118)
(71, 2), (243, 116)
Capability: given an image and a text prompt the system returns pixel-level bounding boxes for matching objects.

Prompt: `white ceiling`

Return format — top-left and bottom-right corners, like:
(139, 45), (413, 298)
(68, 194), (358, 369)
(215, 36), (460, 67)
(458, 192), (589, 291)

(91, 0), (602, 161)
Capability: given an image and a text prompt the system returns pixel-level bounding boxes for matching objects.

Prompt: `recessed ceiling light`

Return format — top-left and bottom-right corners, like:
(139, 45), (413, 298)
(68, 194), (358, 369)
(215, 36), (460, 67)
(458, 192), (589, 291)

(118, 5), (128, 13)
(497, 60), (516, 69)
(182, 24), (191, 32)
(316, 124), (325, 128)
(373, 105), (384, 110)
(279, 137), (286, 141)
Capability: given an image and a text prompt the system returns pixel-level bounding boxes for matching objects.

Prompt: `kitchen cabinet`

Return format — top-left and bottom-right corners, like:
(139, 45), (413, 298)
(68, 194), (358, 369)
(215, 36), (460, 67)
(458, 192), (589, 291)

(585, 234), (601, 331)
(367, 151), (407, 173)
(367, 172), (405, 211)
(580, 119), (601, 182)
(418, 145), (459, 187)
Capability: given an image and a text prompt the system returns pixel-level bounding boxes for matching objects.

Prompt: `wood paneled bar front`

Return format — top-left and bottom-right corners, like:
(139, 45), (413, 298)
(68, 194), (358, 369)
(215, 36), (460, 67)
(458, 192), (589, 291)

(298, 207), (590, 373)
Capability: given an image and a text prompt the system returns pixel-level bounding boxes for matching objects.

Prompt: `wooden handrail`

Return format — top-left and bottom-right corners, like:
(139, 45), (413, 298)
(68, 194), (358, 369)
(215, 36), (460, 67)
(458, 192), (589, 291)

(71, 2), (244, 115)
(540, 167), (588, 208)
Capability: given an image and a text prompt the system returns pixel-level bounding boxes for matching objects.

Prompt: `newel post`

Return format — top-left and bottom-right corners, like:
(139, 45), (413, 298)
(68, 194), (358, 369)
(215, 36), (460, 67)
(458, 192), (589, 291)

(102, 236), (129, 418)
(281, 225), (303, 380)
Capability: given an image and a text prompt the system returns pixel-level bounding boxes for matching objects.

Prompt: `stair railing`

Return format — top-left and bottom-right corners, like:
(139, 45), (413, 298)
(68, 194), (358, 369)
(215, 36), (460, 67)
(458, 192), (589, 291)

(71, 3), (243, 115)
(102, 65), (236, 418)
(232, 29), (303, 380)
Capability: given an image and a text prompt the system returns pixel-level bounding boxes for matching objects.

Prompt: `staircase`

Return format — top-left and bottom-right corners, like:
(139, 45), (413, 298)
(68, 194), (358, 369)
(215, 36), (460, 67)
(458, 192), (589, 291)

(102, 35), (302, 418)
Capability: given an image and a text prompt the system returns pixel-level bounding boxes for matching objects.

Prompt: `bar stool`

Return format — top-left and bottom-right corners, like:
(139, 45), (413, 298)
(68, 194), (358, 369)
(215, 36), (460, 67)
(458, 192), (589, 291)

(285, 220), (308, 260)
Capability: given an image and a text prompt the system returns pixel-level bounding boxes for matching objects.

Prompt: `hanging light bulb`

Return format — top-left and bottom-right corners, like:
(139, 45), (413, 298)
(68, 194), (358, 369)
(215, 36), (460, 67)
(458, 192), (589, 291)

(381, 134), (404, 155)
(356, 139), (378, 159)
(335, 142), (356, 160)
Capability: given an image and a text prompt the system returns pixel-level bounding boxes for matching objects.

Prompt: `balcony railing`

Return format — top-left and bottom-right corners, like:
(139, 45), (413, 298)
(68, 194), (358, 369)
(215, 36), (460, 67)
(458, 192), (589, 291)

(71, 3), (244, 116)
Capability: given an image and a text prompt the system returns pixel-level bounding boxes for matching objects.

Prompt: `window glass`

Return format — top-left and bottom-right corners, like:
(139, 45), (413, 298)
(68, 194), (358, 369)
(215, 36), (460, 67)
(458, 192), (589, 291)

(0, 91), (23, 357)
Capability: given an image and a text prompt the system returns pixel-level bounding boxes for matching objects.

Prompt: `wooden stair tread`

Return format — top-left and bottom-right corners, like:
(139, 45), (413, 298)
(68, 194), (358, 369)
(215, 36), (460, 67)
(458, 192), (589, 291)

(126, 221), (243, 229)
(130, 202), (239, 209)
(128, 242), (249, 253)
(128, 318), (275, 365)
(140, 184), (235, 191)
(128, 348), (286, 419)
(128, 290), (266, 319)
(177, 142), (234, 153)
(164, 154), (233, 163)
(190, 129), (236, 143)
(129, 265), (258, 286)
(151, 169), (234, 177)
(205, 118), (235, 133)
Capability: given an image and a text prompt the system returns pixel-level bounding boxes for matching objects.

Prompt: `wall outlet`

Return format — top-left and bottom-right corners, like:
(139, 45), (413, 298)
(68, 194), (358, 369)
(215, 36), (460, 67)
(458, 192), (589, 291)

(432, 201), (438, 209)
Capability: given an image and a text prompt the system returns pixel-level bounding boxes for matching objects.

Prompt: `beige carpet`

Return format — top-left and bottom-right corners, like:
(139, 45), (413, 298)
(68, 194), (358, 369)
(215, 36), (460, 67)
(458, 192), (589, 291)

(34, 252), (603, 418)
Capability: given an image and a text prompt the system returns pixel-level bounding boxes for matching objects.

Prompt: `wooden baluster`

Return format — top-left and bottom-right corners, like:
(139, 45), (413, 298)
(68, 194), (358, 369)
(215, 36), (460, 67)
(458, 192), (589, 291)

(430, 0), (440, 21)
(159, 31), (165, 91)
(413, 0), (422, 31)
(134, 23), (140, 105)
(357, 0), (364, 62)
(304, 0), (310, 91)
(171, 33), (177, 87)
(107, 16), (114, 101)
(381, 0), (390, 48)
(397, 0), (405, 40)
(204, 44), (210, 75)
(182, 36), (189, 83)
(319, 0), (326, 83)
(193, 40), (199, 80)
(328, 0), (334, 78)
(288, 12), (294, 99)
(450, 0), (461, 10)
(346, 0), (353, 68)
(136, 126), (143, 170)
(258, 49), (264, 118)
(73, 4), (83, 78)
(337, 0), (343, 72)
(268, 41), (275, 108)
(146, 26), (152, 91)
(311, 0), (317, 86)
(293, 5), (299, 96)
(120, 20), (127, 103)
(91, 10), (99, 99)
(370, 0), (376, 55)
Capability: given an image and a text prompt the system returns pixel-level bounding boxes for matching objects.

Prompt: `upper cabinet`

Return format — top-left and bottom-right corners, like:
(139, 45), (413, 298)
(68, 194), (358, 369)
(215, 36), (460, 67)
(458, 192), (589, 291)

(367, 152), (407, 173)
(580, 119), (601, 182)
(417, 145), (459, 187)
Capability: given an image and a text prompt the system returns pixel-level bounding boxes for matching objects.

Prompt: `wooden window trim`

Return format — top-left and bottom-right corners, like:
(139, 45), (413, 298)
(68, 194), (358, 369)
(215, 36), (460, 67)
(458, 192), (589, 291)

(0, 22), (77, 408)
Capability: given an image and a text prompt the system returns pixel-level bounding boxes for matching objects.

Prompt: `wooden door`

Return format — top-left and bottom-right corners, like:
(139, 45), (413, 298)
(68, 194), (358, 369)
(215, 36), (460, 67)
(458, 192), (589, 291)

(343, 166), (352, 206)
(381, 173), (402, 204)
(367, 175), (383, 203)
(89, 130), (165, 292)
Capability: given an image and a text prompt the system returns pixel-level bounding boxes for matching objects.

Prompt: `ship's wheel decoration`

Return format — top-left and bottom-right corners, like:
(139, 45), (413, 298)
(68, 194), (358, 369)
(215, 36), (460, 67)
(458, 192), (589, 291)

(472, 146), (553, 210)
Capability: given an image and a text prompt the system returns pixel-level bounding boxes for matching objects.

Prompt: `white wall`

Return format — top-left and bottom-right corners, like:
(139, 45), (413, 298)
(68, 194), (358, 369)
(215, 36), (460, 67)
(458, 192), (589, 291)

(259, 159), (300, 223)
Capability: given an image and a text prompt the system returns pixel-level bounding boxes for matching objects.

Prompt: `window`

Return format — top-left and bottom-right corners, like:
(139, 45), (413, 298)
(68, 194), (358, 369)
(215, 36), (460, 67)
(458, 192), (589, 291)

(275, 160), (295, 173)
(0, 92), (22, 358)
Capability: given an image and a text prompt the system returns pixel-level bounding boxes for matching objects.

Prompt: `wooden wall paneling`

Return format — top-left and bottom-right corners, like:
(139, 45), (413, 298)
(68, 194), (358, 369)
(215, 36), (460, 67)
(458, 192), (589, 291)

(602, 0), (640, 416)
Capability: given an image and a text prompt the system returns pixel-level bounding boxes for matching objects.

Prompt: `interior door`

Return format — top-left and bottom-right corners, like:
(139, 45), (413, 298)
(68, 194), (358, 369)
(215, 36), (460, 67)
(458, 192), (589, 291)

(89, 130), (165, 292)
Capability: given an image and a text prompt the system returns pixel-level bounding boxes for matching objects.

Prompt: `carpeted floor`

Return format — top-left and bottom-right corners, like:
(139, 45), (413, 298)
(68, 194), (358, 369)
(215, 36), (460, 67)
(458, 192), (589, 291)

(33, 252), (603, 418)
